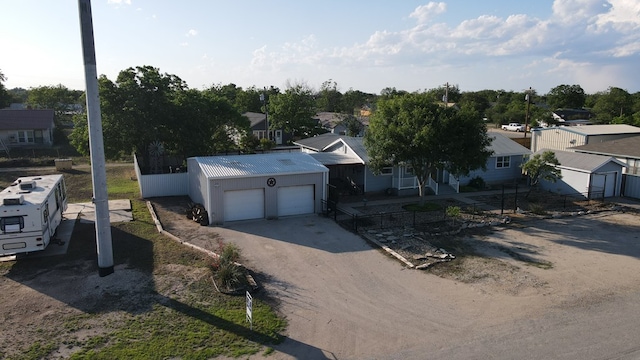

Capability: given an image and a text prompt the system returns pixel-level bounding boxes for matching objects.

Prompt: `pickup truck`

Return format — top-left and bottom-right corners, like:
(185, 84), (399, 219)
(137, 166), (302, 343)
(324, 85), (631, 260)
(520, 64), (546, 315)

(501, 123), (525, 132)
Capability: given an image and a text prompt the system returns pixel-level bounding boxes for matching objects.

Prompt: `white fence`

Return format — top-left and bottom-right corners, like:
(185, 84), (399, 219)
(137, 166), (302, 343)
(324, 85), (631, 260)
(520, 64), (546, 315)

(134, 154), (189, 198)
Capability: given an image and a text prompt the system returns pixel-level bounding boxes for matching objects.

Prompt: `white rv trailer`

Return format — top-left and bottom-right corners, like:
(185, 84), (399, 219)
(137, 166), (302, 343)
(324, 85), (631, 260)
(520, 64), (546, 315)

(0, 174), (67, 256)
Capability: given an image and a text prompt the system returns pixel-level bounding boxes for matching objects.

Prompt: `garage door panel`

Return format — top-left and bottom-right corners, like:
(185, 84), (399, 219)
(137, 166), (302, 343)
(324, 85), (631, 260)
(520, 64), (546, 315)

(224, 189), (264, 221)
(278, 185), (314, 217)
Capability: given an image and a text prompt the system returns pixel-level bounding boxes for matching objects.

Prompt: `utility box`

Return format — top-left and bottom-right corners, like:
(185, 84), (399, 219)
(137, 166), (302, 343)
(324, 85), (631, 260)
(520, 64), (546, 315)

(55, 159), (73, 171)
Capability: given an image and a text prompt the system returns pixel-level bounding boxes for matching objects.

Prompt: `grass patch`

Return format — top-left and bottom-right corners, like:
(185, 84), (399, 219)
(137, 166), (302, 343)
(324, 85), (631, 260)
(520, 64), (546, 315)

(402, 202), (443, 212)
(0, 160), (286, 359)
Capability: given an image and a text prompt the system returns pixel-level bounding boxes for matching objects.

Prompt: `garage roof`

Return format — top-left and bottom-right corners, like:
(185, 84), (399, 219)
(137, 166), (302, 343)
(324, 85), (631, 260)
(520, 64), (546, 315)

(489, 133), (531, 157)
(192, 153), (328, 179)
(535, 149), (626, 173)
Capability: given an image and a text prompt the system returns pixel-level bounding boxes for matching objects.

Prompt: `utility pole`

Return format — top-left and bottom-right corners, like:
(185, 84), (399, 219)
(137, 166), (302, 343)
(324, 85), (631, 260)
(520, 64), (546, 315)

(443, 82), (449, 106)
(260, 88), (269, 140)
(78, 0), (114, 277)
(524, 87), (532, 139)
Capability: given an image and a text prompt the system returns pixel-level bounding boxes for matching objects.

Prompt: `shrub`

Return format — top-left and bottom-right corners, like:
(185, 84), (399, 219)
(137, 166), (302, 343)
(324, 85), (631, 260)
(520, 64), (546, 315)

(467, 176), (486, 190)
(210, 241), (248, 292)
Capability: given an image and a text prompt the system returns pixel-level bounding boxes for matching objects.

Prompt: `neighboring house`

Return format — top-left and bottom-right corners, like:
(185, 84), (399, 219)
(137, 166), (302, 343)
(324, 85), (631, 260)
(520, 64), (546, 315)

(0, 109), (55, 149)
(531, 124), (640, 153)
(187, 152), (328, 225)
(536, 149), (626, 198)
(243, 112), (286, 145)
(570, 135), (640, 175)
(551, 109), (593, 122)
(448, 133), (531, 191)
(315, 112), (366, 136)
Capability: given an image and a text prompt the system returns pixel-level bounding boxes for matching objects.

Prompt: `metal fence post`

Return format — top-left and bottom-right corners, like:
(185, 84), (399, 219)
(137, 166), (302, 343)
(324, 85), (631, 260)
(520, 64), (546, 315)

(514, 183), (519, 213)
(501, 184), (505, 215)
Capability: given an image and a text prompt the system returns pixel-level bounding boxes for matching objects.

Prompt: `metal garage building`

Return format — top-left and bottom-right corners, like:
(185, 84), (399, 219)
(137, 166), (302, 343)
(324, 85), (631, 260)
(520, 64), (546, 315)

(187, 153), (329, 225)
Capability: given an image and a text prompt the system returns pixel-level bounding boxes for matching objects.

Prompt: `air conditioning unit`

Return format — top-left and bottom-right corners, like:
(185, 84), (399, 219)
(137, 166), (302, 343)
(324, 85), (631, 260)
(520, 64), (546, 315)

(3, 195), (24, 205)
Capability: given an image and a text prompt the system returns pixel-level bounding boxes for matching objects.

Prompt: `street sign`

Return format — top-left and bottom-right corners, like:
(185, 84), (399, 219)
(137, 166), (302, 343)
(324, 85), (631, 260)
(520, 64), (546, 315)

(246, 291), (253, 330)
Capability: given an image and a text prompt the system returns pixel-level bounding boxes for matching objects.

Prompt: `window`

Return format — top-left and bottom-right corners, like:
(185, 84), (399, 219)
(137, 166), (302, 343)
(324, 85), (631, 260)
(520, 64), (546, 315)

(1, 216), (24, 233)
(16, 130), (35, 144)
(405, 167), (414, 175)
(496, 156), (510, 169)
(380, 167), (393, 176)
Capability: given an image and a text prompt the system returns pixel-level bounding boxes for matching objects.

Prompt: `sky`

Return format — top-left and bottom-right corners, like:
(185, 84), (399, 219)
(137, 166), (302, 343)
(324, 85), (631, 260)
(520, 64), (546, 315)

(1, 0), (640, 95)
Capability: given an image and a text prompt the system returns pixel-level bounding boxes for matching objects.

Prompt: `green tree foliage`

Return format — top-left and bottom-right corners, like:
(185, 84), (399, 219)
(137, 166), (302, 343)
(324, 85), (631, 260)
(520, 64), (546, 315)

(365, 92), (492, 203)
(521, 151), (562, 197)
(26, 84), (83, 125)
(0, 70), (12, 108)
(268, 82), (321, 140)
(592, 87), (634, 124)
(339, 114), (364, 137)
(546, 84), (586, 109)
(316, 79), (344, 113)
(342, 89), (375, 114)
(70, 66), (247, 161)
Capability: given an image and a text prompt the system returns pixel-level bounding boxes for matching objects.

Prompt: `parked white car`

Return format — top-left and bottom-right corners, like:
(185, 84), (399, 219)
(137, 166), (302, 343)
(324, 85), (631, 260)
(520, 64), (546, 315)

(501, 123), (525, 132)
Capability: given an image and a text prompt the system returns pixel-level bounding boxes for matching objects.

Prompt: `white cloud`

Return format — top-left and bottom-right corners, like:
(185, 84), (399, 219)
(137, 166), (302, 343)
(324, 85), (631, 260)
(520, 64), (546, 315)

(107, 0), (131, 5)
(409, 2), (446, 24)
(186, 29), (198, 37)
(594, 0), (640, 32)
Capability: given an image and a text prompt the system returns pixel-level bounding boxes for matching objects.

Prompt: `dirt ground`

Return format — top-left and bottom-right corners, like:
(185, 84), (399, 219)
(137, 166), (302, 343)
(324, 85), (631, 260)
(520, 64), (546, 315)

(2, 195), (640, 359)
(150, 196), (640, 359)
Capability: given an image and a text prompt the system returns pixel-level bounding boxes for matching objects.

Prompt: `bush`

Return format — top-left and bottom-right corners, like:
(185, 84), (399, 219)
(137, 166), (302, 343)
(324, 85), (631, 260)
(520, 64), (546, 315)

(210, 242), (249, 292)
(467, 176), (486, 190)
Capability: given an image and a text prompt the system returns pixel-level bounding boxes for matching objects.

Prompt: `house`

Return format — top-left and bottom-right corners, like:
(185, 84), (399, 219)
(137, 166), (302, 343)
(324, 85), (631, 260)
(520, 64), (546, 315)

(531, 124), (640, 153)
(0, 109), (55, 149)
(570, 135), (640, 176)
(295, 132), (530, 196)
(243, 112), (286, 145)
(187, 152), (328, 225)
(448, 133), (531, 191)
(551, 109), (593, 122)
(315, 112), (367, 136)
(536, 149), (626, 198)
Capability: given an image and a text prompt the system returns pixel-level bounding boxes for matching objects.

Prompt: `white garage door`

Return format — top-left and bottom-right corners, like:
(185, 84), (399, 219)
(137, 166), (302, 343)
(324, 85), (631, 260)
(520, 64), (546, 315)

(277, 185), (314, 217)
(224, 189), (265, 221)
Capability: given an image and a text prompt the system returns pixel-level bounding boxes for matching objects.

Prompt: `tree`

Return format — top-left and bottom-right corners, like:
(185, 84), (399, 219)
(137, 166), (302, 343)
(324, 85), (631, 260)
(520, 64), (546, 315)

(268, 82), (320, 140)
(0, 70), (12, 109)
(70, 66), (247, 162)
(592, 87), (633, 123)
(365, 92), (492, 204)
(546, 84), (586, 109)
(340, 114), (364, 137)
(316, 79), (344, 113)
(520, 151), (562, 198)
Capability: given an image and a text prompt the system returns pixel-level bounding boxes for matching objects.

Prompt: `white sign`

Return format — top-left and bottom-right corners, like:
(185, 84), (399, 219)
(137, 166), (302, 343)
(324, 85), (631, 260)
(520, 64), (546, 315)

(246, 291), (253, 330)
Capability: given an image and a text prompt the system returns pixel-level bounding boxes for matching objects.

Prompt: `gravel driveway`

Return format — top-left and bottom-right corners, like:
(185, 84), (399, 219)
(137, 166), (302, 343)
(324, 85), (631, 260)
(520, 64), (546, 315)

(151, 197), (640, 360)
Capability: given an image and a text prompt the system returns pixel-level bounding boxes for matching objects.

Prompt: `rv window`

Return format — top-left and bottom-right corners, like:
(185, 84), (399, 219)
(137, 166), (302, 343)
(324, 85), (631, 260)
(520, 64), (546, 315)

(1, 216), (24, 233)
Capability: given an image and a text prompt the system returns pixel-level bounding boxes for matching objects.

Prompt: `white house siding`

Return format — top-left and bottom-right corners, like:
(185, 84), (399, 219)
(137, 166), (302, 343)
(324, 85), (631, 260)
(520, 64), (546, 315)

(531, 129), (587, 152)
(206, 173), (324, 225)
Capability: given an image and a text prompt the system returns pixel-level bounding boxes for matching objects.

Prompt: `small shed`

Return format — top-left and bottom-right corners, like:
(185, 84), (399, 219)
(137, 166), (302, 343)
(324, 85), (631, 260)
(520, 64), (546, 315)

(188, 153), (328, 225)
(537, 150), (626, 198)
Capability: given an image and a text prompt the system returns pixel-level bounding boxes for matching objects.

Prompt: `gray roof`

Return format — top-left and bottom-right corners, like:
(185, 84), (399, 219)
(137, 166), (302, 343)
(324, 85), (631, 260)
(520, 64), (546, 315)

(294, 133), (368, 164)
(535, 149), (626, 172)
(488, 133), (531, 156)
(243, 112), (266, 128)
(308, 152), (364, 166)
(0, 109), (55, 130)
(570, 135), (640, 159)
(535, 124), (640, 136)
(191, 153), (328, 179)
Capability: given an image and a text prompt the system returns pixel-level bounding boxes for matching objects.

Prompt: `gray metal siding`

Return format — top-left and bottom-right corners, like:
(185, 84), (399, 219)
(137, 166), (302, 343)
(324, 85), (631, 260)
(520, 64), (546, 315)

(623, 174), (640, 199)
(208, 173), (325, 225)
(532, 130), (587, 152)
(188, 158), (207, 206)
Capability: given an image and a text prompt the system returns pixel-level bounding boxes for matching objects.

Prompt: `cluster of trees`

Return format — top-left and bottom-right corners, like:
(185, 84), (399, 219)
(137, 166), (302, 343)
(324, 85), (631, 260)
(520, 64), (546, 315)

(4, 64), (640, 165)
